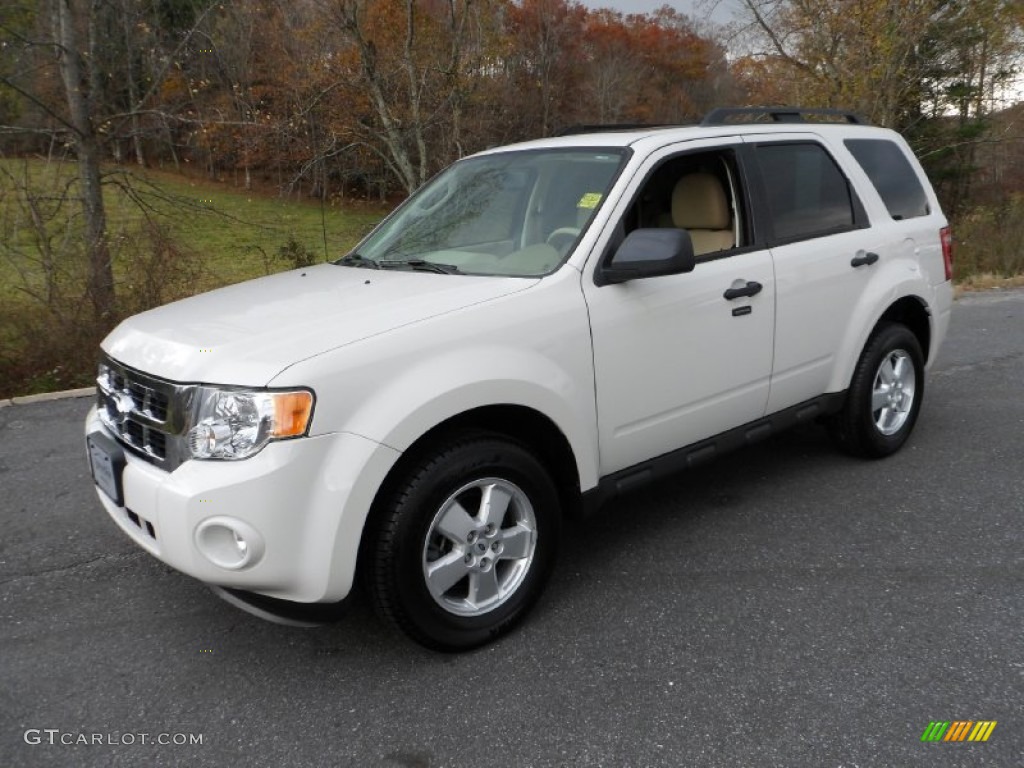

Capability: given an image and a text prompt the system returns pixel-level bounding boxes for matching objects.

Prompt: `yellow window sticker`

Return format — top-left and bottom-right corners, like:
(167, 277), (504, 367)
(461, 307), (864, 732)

(577, 192), (603, 209)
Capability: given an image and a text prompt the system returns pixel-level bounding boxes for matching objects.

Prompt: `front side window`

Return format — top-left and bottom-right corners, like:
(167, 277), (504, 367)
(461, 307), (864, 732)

(617, 148), (747, 261)
(755, 142), (856, 244)
(343, 149), (627, 277)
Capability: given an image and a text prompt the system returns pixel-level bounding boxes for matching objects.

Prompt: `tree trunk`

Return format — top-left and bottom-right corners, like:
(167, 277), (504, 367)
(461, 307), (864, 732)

(121, 5), (146, 167)
(54, 0), (115, 320)
(334, 1), (422, 195)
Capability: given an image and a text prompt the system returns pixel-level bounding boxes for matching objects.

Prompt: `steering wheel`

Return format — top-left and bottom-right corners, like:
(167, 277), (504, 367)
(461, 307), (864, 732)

(545, 227), (581, 254)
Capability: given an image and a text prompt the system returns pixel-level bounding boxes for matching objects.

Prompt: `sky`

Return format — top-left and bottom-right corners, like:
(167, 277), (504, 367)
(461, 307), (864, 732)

(577, 0), (743, 25)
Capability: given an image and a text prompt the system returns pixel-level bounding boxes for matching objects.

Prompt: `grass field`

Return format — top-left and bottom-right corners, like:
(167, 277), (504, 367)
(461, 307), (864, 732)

(0, 158), (388, 396)
(0, 158), (387, 292)
(120, 167), (387, 286)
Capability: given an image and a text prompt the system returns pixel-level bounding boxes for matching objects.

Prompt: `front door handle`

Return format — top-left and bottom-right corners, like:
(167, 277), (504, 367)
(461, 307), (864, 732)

(851, 251), (879, 268)
(723, 280), (763, 300)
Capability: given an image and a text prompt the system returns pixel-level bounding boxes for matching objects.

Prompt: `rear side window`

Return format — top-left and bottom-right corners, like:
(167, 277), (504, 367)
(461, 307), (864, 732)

(754, 143), (856, 243)
(845, 139), (930, 220)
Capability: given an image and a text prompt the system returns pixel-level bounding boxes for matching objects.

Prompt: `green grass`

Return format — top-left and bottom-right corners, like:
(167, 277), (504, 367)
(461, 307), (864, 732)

(0, 158), (388, 397)
(952, 196), (1024, 285)
(113, 167), (386, 286)
(0, 158), (386, 293)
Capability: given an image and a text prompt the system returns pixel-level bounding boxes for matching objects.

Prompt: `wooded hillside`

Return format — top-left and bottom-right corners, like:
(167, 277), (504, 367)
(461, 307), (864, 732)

(2, 1), (737, 197)
(1, 0), (1023, 396)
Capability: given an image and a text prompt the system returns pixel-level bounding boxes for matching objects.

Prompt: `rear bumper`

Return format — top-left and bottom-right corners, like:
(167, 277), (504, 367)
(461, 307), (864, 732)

(85, 406), (400, 603)
(928, 280), (954, 369)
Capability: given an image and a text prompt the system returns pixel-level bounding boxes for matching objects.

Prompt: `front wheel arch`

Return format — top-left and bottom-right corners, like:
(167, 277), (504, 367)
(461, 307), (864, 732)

(363, 405), (582, 544)
(363, 431), (562, 650)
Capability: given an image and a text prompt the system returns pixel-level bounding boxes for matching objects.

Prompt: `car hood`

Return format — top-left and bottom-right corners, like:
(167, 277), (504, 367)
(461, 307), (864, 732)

(102, 264), (537, 385)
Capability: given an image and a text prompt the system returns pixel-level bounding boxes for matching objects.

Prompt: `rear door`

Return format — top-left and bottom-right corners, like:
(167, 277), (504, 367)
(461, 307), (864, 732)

(741, 135), (878, 412)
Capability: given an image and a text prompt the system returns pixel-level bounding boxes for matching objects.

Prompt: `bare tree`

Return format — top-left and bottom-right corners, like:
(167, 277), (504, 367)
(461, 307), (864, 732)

(736, 0), (939, 127)
(52, 0), (114, 318)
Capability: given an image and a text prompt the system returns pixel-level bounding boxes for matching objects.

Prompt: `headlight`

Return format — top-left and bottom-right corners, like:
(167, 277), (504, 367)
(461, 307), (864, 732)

(187, 387), (314, 460)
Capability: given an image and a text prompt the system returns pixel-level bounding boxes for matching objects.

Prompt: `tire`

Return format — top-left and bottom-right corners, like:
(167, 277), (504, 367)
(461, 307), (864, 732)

(366, 432), (561, 651)
(829, 322), (925, 458)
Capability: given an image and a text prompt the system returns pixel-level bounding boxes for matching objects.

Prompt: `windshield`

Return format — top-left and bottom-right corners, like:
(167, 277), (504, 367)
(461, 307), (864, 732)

(341, 148), (627, 277)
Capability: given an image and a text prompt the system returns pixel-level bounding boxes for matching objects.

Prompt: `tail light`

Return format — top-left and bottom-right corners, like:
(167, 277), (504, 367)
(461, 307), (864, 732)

(940, 226), (953, 281)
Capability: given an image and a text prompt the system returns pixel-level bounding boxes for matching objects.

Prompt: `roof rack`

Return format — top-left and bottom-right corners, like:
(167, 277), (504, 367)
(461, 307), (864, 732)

(701, 107), (870, 126)
(555, 123), (680, 137)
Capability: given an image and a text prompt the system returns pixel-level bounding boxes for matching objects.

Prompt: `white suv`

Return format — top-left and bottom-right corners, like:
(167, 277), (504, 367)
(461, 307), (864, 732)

(86, 107), (953, 650)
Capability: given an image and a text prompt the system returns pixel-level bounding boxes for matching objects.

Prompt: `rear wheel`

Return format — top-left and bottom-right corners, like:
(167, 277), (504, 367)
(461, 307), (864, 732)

(829, 322), (925, 458)
(367, 433), (561, 651)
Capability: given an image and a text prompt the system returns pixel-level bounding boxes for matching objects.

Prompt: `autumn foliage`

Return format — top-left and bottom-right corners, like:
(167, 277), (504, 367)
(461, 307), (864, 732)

(1, 0), (735, 198)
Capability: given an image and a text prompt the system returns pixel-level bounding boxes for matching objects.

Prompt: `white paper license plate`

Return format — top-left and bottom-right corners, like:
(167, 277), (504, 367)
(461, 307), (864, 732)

(87, 432), (125, 506)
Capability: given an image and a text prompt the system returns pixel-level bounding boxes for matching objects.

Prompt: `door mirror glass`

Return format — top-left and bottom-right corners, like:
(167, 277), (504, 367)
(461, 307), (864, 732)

(597, 228), (696, 285)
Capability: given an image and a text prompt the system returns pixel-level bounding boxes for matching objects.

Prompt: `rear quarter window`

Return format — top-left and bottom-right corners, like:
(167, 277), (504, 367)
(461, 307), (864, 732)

(844, 139), (930, 220)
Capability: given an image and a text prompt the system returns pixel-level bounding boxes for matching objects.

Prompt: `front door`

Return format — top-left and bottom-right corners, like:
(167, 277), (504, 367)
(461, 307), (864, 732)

(582, 142), (775, 476)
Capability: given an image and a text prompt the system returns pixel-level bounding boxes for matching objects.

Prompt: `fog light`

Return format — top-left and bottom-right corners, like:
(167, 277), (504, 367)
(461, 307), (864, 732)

(194, 517), (265, 570)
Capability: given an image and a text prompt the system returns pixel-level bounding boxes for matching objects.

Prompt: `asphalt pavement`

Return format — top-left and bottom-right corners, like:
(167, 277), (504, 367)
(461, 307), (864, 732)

(1, 289), (1022, 767)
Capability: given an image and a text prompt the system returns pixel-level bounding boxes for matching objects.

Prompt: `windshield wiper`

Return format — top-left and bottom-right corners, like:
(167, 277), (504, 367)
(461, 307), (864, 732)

(377, 259), (462, 275)
(335, 253), (380, 269)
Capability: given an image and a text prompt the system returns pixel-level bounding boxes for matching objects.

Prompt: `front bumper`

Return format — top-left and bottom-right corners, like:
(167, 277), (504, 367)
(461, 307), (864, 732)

(85, 406), (400, 603)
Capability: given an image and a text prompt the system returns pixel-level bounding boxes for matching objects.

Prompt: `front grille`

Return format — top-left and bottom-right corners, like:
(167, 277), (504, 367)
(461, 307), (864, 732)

(148, 430), (167, 457)
(123, 378), (169, 420)
(120, 419), (167, 458)
(96, 355), (189, 470)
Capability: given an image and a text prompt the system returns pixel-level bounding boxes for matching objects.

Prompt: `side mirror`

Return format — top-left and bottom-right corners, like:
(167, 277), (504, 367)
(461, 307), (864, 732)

(595, 228), (696, 286)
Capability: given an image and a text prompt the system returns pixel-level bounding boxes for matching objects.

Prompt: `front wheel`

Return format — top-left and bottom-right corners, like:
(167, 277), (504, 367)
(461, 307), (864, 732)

(829, 322), (925, 458)
(366, 433), (561, 651)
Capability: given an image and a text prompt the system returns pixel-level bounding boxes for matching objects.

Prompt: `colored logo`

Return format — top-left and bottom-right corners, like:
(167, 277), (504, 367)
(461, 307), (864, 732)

(921, 721), (997, 742)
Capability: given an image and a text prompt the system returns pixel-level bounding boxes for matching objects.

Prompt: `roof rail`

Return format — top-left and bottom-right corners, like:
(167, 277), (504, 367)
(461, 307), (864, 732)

(555, 123), (680, 137)
(701, 107), (870, 126)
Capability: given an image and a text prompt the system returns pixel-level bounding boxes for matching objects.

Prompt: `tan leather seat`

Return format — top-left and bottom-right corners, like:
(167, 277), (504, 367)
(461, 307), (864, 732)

(670, 173), (734, 256)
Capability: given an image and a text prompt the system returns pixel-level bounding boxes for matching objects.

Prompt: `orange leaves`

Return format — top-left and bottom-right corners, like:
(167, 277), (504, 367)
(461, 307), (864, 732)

(58, 0), (732, 194)
(500, 1), (729, 132)
(578, 7), (723, 124)
(159, 70), (189, 101)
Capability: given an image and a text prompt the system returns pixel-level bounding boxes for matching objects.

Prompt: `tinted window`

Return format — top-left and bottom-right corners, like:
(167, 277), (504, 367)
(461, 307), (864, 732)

(755, 143), (855, 243)
(845, 138), (930, 220)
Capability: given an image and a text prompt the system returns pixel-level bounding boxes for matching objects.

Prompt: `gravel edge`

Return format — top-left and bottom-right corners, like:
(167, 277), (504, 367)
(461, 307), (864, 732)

(0, 387), (95, 409)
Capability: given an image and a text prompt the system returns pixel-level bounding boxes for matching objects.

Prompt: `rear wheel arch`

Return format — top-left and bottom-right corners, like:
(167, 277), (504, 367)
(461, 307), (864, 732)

(830, 289), (933, 396)
(828, 296), (932, 457)
(877, 295), (931, 364)
(829, 321), (925, 458)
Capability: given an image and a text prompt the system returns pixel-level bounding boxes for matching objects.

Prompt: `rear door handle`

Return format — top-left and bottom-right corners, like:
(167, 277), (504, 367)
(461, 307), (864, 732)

(723, 280), (763, 300)
(851, 251), (879, 268)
